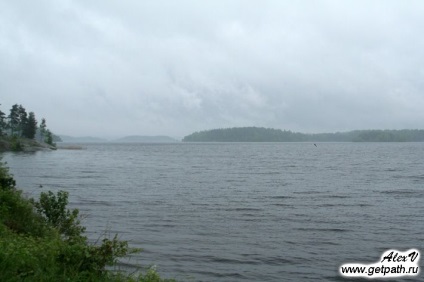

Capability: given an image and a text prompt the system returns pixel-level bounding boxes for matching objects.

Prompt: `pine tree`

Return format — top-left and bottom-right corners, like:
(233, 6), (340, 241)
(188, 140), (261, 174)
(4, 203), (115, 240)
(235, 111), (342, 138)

(17, 104), (28, 137)
(39, 118), (47, 142)
(23, 112), (37, 139)
(0, 105), (6, 136)
(45, 129), (54, 145)
(8, 104), (20, 136)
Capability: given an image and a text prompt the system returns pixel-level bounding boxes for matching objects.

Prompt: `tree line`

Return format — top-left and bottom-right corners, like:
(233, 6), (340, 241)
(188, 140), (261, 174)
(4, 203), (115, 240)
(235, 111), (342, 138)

(182, 127), (424, 142)
(0, 103), (54, 145)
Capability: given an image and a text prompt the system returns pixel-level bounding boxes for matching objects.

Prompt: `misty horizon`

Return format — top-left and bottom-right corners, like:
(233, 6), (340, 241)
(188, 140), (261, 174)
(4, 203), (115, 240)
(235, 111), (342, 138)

(57, 126), (424, 142)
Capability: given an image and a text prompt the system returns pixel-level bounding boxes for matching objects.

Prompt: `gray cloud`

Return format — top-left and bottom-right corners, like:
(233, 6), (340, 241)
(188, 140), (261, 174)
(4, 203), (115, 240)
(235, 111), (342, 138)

(1, 0), (424, 138)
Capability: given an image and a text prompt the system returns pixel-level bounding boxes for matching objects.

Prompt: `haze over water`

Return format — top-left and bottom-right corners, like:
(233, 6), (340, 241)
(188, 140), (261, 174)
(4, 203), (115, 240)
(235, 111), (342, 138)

(2, 142), (423, 281)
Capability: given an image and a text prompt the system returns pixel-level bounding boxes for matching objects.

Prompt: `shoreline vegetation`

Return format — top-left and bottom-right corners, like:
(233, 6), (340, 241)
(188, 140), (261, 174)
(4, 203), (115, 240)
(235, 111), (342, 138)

(0, 160), (174, 281)
(0, 136), (57, 152)
(182, 127), (424, 142)
(0, 103), (61, 152)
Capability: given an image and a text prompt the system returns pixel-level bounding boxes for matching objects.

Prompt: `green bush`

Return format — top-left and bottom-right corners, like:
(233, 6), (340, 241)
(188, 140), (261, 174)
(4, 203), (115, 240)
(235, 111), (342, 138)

(0, 164), (48, 237)
(10, 136), (23, 152)
(0, 160), (174, 281)
(0, 230), (60, 280)
(32, 190), (86, 240)
(0, 188), (49, 237)
(0, 161), (16, 190)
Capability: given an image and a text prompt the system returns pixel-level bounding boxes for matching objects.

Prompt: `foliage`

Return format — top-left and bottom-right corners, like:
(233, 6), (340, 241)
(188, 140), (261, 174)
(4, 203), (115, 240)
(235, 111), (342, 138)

(0, 104), (55, 144)
(7, 104), (20, 136)
(32, 190), (86, 240)
(0, 105), (6, 136)
(17, 105), (28, 137)
(183, 127), (424, 142)
(10, 136), (24, 152)
(0, 160), (49, 238)
(0, 160), (173, 281)
(0, 162), (16, 189)
(44, 129), (55, 146)
(39, 117), (47, 142)
(22, 112), (37, 139)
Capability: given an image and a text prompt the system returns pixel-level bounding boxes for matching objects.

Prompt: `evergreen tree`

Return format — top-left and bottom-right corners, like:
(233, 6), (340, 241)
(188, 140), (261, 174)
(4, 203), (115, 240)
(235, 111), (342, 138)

(0, 105), (6, 136)
(23, 112), (37, 139)
(45, 129), (54, 145)
(39, 118), (47, 142)
(17, 104), (28, 137)
(8, 104), (20, 136)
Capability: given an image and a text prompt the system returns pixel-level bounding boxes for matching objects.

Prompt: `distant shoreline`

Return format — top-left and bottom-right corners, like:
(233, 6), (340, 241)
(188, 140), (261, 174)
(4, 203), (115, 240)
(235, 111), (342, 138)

(58, 135), (179, 143)
(182, 127), (424, 142)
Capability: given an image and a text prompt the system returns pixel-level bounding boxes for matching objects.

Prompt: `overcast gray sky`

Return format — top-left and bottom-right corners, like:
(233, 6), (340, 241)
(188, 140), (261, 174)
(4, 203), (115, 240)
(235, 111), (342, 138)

(1, 0), (424, 138)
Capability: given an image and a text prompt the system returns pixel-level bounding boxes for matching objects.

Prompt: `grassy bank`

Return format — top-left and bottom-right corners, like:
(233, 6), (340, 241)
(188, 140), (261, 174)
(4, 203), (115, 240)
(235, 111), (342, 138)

(0, 160), (174, 281)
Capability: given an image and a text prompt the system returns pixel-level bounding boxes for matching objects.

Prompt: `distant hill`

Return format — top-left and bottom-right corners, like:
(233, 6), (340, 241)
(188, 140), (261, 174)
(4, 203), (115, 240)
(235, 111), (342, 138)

(114, 135), (178, 143)
(59, 135), (108, 143)
(182, 127), (424, 142)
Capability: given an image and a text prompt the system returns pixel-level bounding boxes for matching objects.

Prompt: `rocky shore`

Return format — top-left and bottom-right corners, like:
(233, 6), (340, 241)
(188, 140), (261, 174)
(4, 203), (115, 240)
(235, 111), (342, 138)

(0, 137), (56, 152)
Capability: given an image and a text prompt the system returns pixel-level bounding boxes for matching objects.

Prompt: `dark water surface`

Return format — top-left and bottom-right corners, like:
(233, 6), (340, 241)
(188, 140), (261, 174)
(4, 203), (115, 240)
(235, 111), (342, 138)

(2, 142), (423, 281)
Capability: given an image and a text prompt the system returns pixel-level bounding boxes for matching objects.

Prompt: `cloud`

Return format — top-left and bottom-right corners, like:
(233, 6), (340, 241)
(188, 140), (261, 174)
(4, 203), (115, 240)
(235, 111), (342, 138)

(1, 0), (424, 137)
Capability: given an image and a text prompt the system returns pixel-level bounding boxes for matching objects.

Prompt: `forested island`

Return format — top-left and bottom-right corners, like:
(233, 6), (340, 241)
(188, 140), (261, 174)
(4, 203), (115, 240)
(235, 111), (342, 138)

(0, 103), (59, 152)
(0, 104), (61, 151)
(183, 127), (424, 142)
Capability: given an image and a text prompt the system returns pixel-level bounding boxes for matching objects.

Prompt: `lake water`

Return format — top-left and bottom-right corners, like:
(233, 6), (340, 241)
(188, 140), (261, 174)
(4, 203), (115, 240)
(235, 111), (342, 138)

(2, 142), (423, 281)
